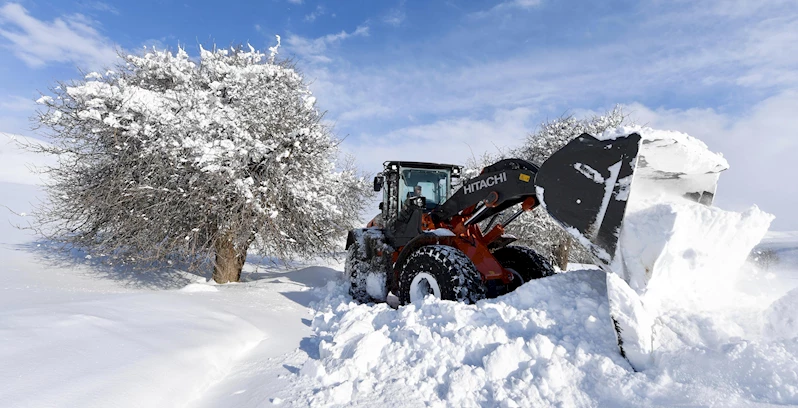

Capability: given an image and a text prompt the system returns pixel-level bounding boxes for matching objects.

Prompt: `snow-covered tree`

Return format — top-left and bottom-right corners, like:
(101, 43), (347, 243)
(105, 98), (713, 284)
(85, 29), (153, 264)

(31, 41), (370, 283)
(467, 106), (630, 269)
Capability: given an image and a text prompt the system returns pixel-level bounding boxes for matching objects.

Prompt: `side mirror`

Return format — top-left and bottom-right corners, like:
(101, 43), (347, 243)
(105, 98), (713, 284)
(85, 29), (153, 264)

(378, 202), (384, 210)
(373, 175), (384, 192)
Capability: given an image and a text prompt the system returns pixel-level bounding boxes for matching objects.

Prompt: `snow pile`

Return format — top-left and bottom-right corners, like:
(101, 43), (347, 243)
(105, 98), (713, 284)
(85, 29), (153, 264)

(595, 126), (775, 368)
(609, 126), (728, 204)
(765, 287), (798, 340)
(295, 267), (798, 407)
(299, 270), (648, 407)
(620, 200), (773, 311)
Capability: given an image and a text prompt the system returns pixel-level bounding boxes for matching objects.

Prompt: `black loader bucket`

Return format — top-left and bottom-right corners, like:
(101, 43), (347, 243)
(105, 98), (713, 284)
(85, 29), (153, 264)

(534, 133), (642, 270)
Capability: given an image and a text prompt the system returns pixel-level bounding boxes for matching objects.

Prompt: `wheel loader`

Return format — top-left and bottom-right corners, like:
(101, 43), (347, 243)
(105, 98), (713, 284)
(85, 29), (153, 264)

(346, 132), (642, 304)
(345, 131), (726, 367)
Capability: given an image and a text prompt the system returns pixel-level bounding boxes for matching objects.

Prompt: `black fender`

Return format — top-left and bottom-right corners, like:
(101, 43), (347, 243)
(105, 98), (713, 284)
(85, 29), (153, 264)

(346, 229), (365, 250)
(347, 228), (390, 259)
(487, 234), (519, 251)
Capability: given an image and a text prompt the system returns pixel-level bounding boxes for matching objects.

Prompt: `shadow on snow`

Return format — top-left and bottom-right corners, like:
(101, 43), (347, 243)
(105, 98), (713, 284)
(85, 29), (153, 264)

(15, 238), (345, 294)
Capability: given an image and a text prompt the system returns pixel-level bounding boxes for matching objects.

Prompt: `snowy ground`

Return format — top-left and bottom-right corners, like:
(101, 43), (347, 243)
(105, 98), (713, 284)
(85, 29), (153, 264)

(2, 135), (798, 407)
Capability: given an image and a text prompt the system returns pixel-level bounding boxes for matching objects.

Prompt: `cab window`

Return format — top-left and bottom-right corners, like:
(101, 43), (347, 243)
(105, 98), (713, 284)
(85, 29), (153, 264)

(399, 168), (451, 210)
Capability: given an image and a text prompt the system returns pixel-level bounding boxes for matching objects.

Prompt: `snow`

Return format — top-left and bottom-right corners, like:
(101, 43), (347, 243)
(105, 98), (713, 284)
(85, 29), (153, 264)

(597, 125), (728, 174)
(289, 258), (798, 406)
(2, 131), (798, 407)
(0, 140), (325, 407)
(595, 126), (774, 370)
(602, 125), (728, 205)
(765, 287), (798, 340)
(620, 199), (773, 310)
(573, 163), (605, 184)
(429, 228), (456, 237)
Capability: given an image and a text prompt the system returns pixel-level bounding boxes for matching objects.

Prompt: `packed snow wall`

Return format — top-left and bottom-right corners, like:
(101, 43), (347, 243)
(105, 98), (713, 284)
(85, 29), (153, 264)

(597, 126), (774, 369)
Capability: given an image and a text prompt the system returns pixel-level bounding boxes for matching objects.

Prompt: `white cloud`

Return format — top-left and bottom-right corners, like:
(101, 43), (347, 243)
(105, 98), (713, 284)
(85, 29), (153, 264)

(78, 1), (119, 15)
(470, 0), (542, 19)
(383, 6), (406, 27)
(0, 3), (119, 70)
(0, 95), (37, 112)
(305, 5), (325, 22)
(286, 1), (798, 229)
(301, 0), (798, 131)
(341, 108), (536, 177)
(285, 25), (369, 63)
(287, 0), (303, 4)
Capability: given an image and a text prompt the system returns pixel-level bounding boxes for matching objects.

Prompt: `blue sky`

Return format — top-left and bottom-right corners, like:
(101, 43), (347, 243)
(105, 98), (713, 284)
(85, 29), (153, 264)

(1, 0), (797, 229)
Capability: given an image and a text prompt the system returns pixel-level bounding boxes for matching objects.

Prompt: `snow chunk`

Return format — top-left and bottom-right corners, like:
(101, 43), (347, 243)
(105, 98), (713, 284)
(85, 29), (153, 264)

(574, 163), (604, 183)
(180, 283), (219, 292)
(597, 125), (729, 171)
(428, 228), (455, 237)
(619, 198), (774, 312)
(764, 287), (798, 340)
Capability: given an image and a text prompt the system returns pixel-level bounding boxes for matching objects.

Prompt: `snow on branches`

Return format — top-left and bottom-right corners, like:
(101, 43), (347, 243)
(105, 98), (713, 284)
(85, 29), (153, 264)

(32, 42), (369, 282)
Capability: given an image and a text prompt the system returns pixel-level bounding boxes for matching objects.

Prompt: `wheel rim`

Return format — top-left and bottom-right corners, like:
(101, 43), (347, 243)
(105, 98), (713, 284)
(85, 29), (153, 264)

(409, 272), (441, 303)
(507, 268), (524, 284)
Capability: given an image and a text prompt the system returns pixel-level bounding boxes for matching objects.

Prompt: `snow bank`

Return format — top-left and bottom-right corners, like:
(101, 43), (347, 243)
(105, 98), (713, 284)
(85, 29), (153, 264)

(293, 266), (798, 407)
(620, 199), (773, 311)
(0, 292), (264, 408)
(298, 270), (646, 407)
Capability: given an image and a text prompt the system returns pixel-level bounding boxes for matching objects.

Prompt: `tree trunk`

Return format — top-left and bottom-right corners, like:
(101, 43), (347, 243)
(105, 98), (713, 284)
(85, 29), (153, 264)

(212, 236), (248, 283)
(554, 236), (570, 271)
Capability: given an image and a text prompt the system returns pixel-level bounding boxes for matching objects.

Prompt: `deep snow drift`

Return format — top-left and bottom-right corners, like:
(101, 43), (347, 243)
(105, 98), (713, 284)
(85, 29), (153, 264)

(0, 134), (325, 407)
(287, 260), (798, 407)
(2, 130), (798, 407)
(597, 126), (774, 369)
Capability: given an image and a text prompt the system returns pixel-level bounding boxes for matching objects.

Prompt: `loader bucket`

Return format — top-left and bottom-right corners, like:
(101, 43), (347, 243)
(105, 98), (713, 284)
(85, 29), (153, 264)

(534, 133), (642, 269)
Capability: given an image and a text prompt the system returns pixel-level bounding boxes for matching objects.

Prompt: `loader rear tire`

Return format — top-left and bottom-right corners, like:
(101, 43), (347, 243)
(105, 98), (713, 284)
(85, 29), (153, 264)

(345, 241), (372, 303)
(399, 245), (486, 304)
(492, 245), (554, 291)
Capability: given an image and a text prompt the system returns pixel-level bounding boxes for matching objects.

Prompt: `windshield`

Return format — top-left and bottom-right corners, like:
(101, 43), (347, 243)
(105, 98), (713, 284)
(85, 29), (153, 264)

(399, 168), (451, 210)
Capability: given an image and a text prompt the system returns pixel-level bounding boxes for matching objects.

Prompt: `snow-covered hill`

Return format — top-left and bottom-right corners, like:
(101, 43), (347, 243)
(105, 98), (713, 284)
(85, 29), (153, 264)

(0, 135), (325, 407)
(1, 134), (797, 407)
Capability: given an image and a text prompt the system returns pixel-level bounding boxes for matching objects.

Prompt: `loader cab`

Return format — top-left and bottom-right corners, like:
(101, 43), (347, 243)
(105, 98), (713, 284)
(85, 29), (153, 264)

(373, 161), (461, 239)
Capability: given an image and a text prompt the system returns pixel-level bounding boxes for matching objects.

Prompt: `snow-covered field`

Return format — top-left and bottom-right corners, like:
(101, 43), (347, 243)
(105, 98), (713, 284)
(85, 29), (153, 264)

(2, 134), (798, 407)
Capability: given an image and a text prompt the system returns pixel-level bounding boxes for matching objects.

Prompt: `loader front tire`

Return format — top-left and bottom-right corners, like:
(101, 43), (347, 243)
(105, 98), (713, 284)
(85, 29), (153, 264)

(345, 240), (372, 303)
(399, 245), (486, 304)
(493, 245), (554, 291)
